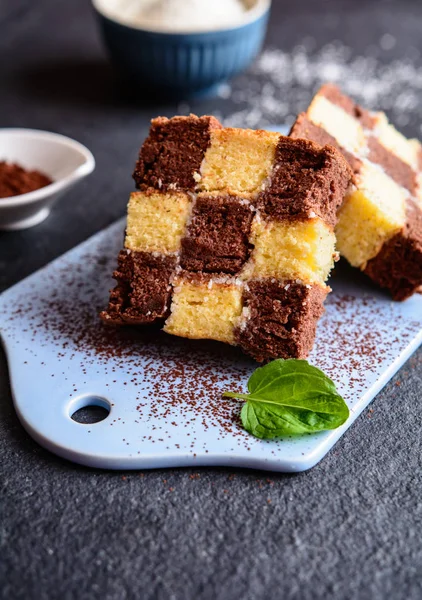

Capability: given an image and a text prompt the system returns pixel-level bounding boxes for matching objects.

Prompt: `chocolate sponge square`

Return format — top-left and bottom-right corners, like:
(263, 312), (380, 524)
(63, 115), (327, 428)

(101, 250), (176, 325)
(258, 136), (351, 228)
(180, 195), (254, 275)
(133, 115), (221, 192)
(235, 280), (328, 362)
(364, 202), (422, 301)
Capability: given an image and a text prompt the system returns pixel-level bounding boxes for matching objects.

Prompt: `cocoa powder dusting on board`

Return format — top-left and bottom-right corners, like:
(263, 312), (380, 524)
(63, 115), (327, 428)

(2, 225), (421, 455)
(0, 161), (52, 198)
(3, 236), (252, 450)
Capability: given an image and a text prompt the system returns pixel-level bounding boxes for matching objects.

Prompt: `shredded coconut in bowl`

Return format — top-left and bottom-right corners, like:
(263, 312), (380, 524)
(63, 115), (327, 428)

(98, 0), (249, 32)
(198, 41), (422, 136)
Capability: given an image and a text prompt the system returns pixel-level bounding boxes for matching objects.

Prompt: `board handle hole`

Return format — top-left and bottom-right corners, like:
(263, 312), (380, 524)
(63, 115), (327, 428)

(70, 396), (111, 425)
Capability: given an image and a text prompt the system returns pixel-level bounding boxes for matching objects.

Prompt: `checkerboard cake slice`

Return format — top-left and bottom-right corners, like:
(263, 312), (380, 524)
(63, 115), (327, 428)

(290, 84), (422, 301)
(101, 115), (352, 361)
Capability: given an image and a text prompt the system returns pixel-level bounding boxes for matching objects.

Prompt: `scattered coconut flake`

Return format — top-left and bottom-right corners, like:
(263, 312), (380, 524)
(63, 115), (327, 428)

(380, 34), (396, 52)
(215, 42), (422, 133)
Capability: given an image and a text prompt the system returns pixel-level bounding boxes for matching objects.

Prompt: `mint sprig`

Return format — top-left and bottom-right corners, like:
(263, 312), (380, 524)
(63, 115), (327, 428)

(223, 359), (349, 439)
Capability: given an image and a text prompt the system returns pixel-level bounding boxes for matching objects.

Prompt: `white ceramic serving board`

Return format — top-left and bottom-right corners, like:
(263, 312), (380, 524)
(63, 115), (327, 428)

(1, 218), (421, 472)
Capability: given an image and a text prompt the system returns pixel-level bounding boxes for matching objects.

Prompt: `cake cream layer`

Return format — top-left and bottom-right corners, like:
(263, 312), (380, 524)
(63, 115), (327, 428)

(290, 83), (422, 300)
(102, 114), (352, 361)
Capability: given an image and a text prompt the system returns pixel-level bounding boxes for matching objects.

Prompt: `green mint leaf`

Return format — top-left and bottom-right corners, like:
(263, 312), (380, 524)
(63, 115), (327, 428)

(223, 359), (349, 439)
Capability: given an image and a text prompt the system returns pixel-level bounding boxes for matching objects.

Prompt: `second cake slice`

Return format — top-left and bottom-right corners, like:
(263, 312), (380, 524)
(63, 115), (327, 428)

(290, 84), (422, 301)
(101, 115), (352, 361)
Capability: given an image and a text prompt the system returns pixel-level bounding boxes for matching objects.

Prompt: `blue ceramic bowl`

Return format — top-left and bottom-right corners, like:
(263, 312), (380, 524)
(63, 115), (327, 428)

(92, 0), (271, 98)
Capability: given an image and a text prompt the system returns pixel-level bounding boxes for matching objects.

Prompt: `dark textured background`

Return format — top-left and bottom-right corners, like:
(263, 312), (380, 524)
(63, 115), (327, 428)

(1, 1), (421, 599)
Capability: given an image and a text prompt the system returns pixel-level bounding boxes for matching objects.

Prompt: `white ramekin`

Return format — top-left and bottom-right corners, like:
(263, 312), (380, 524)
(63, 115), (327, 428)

(0, 129), (95, 230)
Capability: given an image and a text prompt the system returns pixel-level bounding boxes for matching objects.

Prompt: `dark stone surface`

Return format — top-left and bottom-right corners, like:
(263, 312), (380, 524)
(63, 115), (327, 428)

(1, 1), (421, 599)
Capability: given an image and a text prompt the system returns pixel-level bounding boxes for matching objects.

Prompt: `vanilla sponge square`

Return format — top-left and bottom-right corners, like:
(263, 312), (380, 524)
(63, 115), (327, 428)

(198, 128), (280, 198)
(164, 276), (243, 344)
(125, 190), (192, 254)
(307, 94), (366, 155)
(245, 217), (336, 285)
(336, 161), (407, 268)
